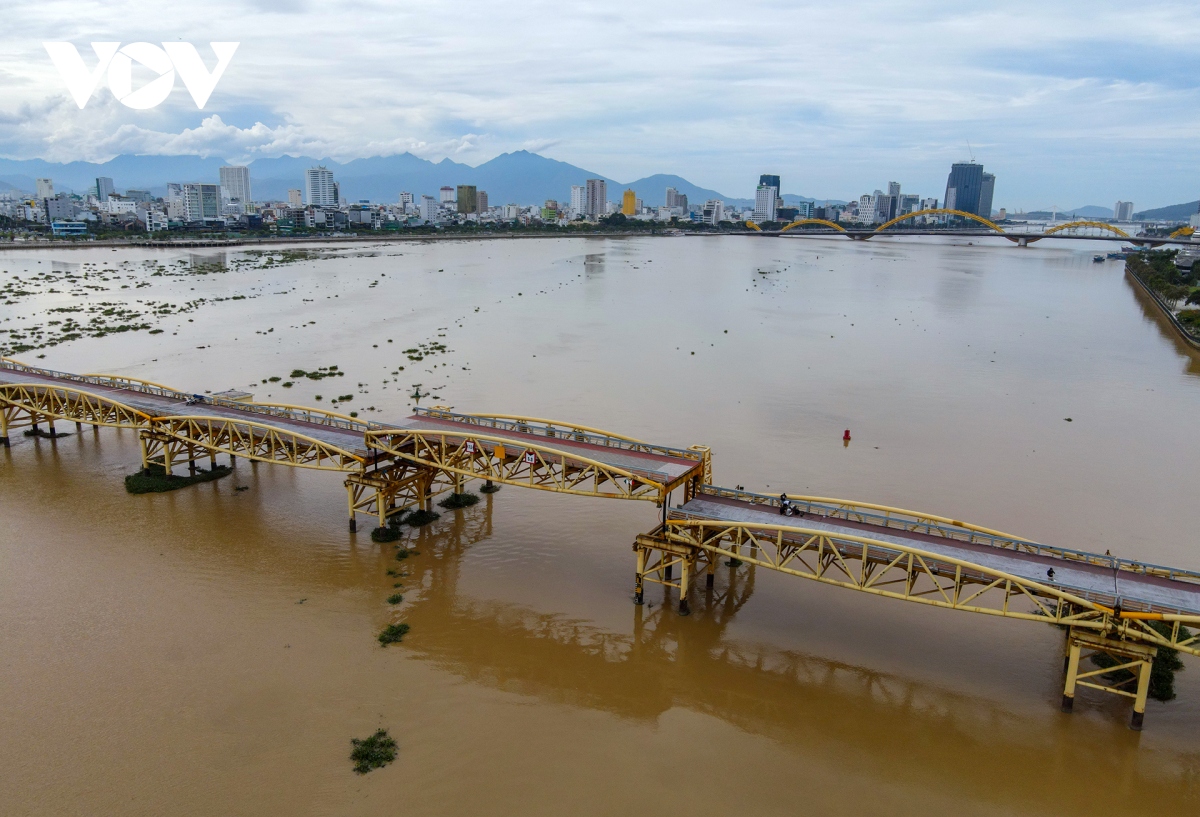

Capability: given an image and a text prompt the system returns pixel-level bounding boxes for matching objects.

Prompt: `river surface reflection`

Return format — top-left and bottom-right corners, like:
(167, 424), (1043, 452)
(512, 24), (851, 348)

(2, 236), (1198, 815)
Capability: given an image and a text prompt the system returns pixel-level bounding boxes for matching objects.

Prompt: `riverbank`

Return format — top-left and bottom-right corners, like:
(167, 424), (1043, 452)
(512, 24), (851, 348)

(0, 228), (700, 252)
(1124, 253), (1200, 350)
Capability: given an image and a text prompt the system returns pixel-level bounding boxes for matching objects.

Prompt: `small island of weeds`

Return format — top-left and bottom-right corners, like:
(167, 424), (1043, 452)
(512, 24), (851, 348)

(438, 491), (479, 509)
(378, 622), (410, 646)
(125, 463), (232, 494)
(350, 728), (398, 774)
(405, 509), (440, 527)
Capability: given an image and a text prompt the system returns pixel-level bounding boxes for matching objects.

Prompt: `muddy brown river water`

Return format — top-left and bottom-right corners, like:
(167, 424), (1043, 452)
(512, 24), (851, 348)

(2, 235), (1199, 815)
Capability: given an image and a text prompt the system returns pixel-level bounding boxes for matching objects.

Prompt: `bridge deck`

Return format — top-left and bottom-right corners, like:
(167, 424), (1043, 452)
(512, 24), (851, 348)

(0, 367), (372, 453)
(0, 366), (702, 484)
(677, 493), (1200, 615)
(383, 414), (702, 486)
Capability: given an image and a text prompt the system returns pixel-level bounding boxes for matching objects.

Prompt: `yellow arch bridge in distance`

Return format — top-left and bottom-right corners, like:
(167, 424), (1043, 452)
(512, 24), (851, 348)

(3, 355), (1200, 730)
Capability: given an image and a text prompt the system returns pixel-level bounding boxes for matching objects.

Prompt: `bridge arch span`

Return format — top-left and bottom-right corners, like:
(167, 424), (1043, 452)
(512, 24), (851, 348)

(875, 208), (1005, 235)
(1044, 221), (1130, 238)
(0, 382), (152, 441)
(781, 218), (847, 233)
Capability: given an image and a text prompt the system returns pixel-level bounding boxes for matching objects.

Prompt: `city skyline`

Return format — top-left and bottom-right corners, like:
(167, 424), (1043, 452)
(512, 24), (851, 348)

(1, 2), (1198, 209)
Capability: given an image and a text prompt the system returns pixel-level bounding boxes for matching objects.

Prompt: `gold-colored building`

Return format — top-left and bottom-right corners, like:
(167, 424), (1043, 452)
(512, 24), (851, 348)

(621, 189), (637, 216)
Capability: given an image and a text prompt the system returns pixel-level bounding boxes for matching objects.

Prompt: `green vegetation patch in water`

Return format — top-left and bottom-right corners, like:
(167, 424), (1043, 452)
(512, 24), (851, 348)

(437, 491), (479, 509)
(350, 728), (398, 774)
(371, 525), (403, 543)
(377, 623), (410, 646)
(405, 509), (440, 527)
(125, 463), (232, 494)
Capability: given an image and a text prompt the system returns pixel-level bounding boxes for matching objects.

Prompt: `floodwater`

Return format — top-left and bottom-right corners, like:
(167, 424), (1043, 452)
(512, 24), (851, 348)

(2, 235), (1199, 815)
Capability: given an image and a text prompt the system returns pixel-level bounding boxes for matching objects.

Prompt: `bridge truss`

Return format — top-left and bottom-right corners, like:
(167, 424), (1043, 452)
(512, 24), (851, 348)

(632, 516), (1200, 727)
(4, 355), (1200, 728)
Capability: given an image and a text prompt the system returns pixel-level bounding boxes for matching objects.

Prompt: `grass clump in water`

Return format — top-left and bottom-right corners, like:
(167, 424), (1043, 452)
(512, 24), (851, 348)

(405, 509), (440, 527)
(479, 481), (501, 494)
(371, 526), (403, 543)
(378, 623), (410, 646)
(125, 463), (232, 494)
(24, 427), (71, 439)
(386, 593), (404, 604)
(350, 728), (398, 774)
(438, 491), (479, 509)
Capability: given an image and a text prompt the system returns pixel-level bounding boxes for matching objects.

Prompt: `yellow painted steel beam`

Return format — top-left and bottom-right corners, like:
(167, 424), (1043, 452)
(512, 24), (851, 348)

(702, 487), (1200, 585)
(1044, 221), (1131, 238)
(875, 208), (1005, 234)
(0, 383), (153, 428)
(650, 518), (1200, 656)
(1169, 226), (1195, 239)
(744, 220), (762, 231)
(427, 409), (647, 444)
(780, 218), (847, 233)
(364, 427), (677, 501)
(148, 416), (365, 472)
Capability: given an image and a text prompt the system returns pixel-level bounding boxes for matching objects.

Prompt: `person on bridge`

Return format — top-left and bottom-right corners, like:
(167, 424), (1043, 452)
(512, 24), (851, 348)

(780, 494), (790, 516)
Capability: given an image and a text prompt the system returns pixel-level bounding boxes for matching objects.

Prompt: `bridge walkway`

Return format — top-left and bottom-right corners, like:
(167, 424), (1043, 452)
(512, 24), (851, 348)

(675, 490), (1200, 616)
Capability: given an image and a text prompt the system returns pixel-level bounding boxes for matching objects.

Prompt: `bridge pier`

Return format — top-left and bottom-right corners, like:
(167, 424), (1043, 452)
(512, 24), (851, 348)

(1061, 628), (1156, 729)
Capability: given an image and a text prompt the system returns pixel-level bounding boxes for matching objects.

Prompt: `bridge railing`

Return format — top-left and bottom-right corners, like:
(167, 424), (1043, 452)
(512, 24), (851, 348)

(697, 486), (1200, 586)
(1, 357), (369, 432)
(413, 406), (704, 461)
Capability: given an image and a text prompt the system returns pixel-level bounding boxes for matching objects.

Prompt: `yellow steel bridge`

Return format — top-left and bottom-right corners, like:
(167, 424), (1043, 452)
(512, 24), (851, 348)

(3, 355), (1198, 729)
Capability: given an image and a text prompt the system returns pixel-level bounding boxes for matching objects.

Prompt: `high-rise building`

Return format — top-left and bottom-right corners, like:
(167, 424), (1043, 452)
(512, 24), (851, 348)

(421, 195), (439, 222)
(182, 183), (221, 222)
(219, 165), (252, 204)
(702, 200), (724, 225)
(621, 189), (637, 215)
(399, 191), (414, 207)
(857, 194), (878, 225)
(477, 190), (488, 213)
(978, 173), (996, 218)
(95, 177), (114, 201)
(874, 191), (897, 222)
(888, 181), (900, 199)
(45, 194), (75, 221)
(899, 194), (921, 215)
(665, 187), (688, 211)
(943, 162), (985, 215)
(456, 185), (478, 214)
(753, 183), (778, 222)
(585, 179), (606, 217)
(439, 186), (455, 204)
(759, 174), (781, 190)
(288, 189), (303, 208)
(570, 185), (586, 218)
(36, 178), (54, 200)
(1114, 201), (1134, 221)
(305, 166), (336, 207)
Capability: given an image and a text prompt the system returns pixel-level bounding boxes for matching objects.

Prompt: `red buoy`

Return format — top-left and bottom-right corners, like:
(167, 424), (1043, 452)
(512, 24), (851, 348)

(843, 429), (851, 442)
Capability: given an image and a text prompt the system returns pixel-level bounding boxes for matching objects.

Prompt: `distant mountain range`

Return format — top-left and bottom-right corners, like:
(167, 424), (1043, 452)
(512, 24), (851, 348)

(0, 150), (830, 208)
(1133, 201), (1198, 222)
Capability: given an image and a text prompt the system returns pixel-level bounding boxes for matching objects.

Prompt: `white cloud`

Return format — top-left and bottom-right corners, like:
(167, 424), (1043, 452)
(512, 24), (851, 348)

(1, 0), (1199, 206)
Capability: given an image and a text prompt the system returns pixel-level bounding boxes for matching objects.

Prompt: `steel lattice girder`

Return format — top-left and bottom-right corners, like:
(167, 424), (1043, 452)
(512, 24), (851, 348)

(0, 383), (151, 428)
(364, 428), (678, 501)
(147, 417), (364, 471)
(645, 519), (1200, 657)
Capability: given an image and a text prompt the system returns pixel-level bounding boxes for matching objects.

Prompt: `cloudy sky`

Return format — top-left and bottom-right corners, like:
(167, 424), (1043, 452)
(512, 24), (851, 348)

(2, 1), (1198, 208)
